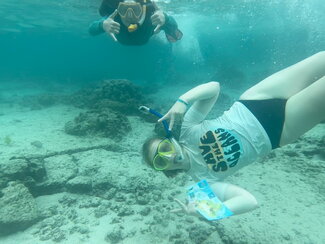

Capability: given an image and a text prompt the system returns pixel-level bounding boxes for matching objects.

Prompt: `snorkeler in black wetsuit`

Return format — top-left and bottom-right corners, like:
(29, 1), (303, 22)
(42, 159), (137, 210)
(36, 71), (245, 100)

(89, 0), (183, 45)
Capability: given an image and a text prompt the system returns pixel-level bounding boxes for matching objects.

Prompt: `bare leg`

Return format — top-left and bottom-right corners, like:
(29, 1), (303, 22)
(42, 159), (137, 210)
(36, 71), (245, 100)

(280, 76), (325, 146)
(240, 51), (325, 100)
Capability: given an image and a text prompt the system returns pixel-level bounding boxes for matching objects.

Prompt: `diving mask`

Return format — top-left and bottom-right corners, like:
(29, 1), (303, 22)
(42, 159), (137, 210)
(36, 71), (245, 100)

(152, 138), (185, 171)
(117, 1), (146, 32)
(139, 105), (186, 171)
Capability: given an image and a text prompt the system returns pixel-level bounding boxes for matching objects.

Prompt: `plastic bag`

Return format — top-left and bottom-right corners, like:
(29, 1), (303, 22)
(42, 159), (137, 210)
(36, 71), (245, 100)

(187, 179), (233, 221)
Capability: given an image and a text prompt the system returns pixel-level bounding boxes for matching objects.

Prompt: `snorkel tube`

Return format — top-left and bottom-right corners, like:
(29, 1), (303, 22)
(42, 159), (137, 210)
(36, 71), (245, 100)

(139, 106), (171, 137)
(139, 105), (185, 162)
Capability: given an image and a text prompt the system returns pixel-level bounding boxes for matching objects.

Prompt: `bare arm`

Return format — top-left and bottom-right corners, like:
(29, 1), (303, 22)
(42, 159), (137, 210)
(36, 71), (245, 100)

(180, 81), (220, 117)
(211, 182), (258, 215)
(159, 81), (220, 130)
(172, 181), (258, 220)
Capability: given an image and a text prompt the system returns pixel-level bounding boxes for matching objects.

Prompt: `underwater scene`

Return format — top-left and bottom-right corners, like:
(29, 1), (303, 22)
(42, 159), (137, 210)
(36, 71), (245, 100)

(0, 0), (324, 243)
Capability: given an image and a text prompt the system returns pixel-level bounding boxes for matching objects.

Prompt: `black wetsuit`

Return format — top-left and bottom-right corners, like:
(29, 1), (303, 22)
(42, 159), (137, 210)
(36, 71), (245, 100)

(89, 0), (182, 45)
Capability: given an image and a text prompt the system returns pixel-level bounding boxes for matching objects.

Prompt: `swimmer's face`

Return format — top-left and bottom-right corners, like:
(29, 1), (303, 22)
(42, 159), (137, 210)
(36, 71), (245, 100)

(148, 139), (177, 171)
(117, 1), (144, 26)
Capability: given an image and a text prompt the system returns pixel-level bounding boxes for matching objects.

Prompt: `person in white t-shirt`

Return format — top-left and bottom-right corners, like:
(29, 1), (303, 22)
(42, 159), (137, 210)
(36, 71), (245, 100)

(141, 51), (325, 218)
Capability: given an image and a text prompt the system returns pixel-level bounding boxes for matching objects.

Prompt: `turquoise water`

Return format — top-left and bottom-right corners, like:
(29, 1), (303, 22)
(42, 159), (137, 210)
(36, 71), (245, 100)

(0, 0), (325, 243)
(1, 0), (324, 87)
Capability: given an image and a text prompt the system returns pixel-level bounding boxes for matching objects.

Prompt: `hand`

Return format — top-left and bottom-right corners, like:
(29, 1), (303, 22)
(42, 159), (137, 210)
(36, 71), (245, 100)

(151, 10), (165, 34)
(158, 99), (187, 131)
(103, 10), (120, 41)
(170, 198), (197, 216)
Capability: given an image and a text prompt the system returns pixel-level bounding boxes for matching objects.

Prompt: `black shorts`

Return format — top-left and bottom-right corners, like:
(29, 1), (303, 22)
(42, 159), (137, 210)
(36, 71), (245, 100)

(238, 99), (287, 149)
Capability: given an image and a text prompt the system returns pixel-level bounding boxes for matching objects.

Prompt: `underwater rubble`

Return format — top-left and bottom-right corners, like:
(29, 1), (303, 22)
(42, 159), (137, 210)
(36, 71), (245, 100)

(0, 148), (207, 243)
(66, 79), (146, 115)
(63, 79), (151, 140)
(64, 108), (131, 139)
(18, 79), (158, 140)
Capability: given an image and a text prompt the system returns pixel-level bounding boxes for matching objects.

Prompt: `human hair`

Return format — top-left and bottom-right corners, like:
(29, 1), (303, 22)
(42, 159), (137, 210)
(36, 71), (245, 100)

(141, 136), (164, 168)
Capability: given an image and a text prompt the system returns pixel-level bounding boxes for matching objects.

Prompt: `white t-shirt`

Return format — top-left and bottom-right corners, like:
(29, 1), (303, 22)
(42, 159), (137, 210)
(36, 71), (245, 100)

(180, 101), (272, 182)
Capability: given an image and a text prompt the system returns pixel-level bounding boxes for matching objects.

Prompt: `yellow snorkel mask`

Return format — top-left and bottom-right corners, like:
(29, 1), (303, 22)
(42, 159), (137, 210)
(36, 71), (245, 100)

(152, 139), (176, 171)
(117, 0), (147, 32)
(139, 106), (186, 171)
(152, 137), (185, 171)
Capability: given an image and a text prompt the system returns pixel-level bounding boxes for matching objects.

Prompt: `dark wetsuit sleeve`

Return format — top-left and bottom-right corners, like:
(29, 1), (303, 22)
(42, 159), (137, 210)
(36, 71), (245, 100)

(89, 0), (117, 36)
(161, 13), (183, 42)
(88, 17), (107, 36)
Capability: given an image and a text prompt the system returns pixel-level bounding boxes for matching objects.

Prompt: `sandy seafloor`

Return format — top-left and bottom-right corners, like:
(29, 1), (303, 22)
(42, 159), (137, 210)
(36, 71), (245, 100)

(0, 83), (325, 244)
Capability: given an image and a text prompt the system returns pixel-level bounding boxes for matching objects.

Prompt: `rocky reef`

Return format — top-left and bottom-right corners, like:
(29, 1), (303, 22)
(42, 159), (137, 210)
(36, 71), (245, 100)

(66, 79), (146, 115)
(64, 108), (131, 139)
(63, 79), (153, 139)
(0, 148), (191, 242)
